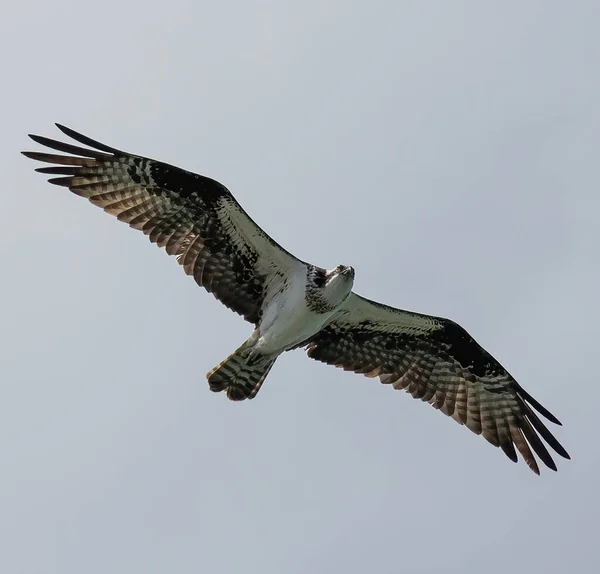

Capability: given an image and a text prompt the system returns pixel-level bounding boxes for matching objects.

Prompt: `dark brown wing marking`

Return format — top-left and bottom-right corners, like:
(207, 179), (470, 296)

(305, 293), (569, 474)
(23, 124), (303, 324)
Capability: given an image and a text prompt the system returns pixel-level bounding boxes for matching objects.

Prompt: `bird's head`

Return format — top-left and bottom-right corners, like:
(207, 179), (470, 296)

(324, 264), (355, 305)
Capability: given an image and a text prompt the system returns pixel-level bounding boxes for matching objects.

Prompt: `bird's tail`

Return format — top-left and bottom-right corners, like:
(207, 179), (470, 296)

(207, 343), (278, 401)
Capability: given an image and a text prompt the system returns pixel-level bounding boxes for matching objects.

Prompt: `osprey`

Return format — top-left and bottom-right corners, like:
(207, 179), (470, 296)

(23, 124), (570, 475)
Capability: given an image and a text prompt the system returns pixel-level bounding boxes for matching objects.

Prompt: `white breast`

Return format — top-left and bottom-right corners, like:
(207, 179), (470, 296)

(256, 267), (335, 354)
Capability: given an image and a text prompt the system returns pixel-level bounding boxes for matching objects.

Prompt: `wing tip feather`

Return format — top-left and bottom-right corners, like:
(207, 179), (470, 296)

(518, 388), (562, 425)
(54, 123), (123, 155)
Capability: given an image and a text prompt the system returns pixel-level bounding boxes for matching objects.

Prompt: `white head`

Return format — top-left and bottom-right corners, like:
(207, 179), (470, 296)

(306, 264), (355, 312)
(323, 264), (355, 306)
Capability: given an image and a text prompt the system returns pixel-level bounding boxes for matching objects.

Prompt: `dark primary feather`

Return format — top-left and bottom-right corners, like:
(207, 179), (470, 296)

(305, 293), (570, 474)
(23, 124), (302, 324)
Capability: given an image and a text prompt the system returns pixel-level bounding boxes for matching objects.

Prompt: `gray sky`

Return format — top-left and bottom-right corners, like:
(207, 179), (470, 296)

(2, 1), (598, 572)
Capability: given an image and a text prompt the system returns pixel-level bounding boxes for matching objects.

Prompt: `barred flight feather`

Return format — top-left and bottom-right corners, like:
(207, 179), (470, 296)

(24, 123), (302, 324)
(302, 293), (570, 474)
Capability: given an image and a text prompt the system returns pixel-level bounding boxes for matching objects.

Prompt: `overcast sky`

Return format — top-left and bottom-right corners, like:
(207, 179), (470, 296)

(1, 1), (598, 573)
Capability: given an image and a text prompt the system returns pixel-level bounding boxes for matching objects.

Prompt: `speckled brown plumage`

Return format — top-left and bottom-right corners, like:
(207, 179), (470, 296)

(303, 293), (570, 474)
(23, 124), (300, 325)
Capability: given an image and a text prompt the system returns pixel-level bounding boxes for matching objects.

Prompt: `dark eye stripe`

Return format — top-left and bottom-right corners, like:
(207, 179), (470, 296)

(312, 268), (327, 288)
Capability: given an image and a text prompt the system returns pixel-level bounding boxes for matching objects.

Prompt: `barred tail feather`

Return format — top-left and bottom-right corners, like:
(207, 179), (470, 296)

(207, 346), (277, 401)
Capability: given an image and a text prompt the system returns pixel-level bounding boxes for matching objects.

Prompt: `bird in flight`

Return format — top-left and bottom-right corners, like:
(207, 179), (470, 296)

(23, 124), (570, 474)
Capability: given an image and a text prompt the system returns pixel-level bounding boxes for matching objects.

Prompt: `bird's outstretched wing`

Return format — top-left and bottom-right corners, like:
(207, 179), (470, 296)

(23, 124), (305, 324)
(305, 293), (570, 474)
